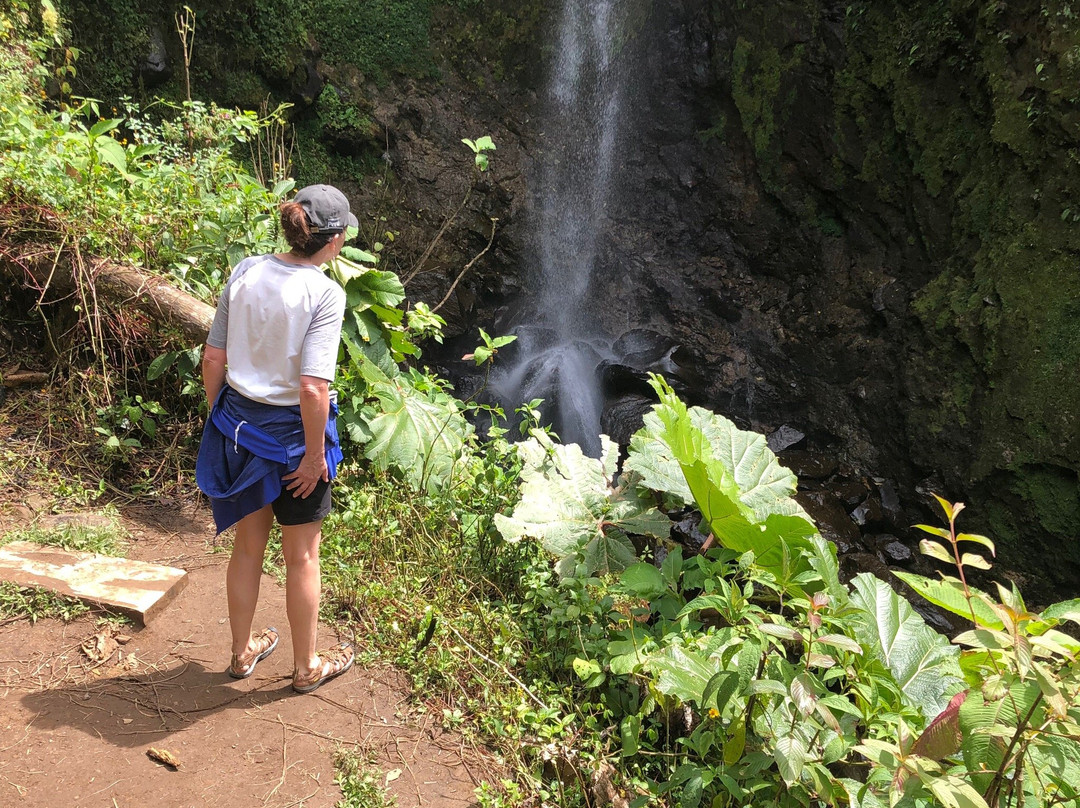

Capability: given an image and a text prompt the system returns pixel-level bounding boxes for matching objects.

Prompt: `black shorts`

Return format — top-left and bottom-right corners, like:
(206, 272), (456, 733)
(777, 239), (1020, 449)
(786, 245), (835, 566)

(272, 478), (332, 526)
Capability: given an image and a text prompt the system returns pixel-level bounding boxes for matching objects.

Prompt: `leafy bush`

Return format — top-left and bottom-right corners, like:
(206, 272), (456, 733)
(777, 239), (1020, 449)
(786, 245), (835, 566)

(479, 376), (1080, 807)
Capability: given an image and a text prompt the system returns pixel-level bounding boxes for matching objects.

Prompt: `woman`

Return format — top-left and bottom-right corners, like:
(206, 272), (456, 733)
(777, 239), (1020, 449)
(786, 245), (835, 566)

(196, 184), (355, 694)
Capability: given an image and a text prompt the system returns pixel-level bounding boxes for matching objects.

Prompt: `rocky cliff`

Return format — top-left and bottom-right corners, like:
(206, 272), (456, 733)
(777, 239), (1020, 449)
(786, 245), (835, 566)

(698, 0), (1080, 597)
(57, 0), (1080, 597)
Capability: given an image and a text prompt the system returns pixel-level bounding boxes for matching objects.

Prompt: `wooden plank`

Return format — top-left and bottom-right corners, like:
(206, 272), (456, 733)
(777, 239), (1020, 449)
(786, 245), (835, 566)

(0, 541), (188, 623)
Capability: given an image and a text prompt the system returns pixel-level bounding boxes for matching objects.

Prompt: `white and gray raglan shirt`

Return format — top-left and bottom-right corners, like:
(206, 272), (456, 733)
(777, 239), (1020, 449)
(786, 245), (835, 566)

(206, 255), (346, 407)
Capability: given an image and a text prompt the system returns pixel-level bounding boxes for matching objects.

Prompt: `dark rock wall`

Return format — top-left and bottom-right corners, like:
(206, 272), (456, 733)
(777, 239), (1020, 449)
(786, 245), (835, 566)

(699, 0), (1080, 594)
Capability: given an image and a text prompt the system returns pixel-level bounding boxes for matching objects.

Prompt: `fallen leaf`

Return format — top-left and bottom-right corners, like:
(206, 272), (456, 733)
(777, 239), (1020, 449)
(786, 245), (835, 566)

(147, 747), (181, 769)
(80, 630), (118, 663)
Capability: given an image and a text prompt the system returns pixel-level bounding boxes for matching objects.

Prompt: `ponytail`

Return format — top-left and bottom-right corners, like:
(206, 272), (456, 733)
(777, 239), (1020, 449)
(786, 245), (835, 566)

(279, 201), (334, 257)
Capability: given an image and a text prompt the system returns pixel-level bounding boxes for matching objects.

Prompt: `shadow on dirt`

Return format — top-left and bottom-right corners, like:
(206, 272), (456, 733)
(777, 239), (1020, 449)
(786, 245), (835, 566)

(21, 659), (297, 748)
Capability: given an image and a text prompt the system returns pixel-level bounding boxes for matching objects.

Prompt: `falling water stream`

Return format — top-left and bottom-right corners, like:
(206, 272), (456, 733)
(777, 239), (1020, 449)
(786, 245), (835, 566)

(492, 0), (632, 455)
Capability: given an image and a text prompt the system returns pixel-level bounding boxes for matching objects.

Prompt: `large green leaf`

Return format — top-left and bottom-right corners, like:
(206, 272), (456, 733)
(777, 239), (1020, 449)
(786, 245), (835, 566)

(626, 395), (809, 522)
(849, 573), (963, 719)
(362, 374), (472, 492)
(891, 571), (1004, 630)
(925, 774), (991, 808)
(620, 562), (666, 599)
(94, 136), (128, 173)
(625, 409), (696, 504)
(1027, 732), (1080, 803)
(807, 533), (846, 603)
(631, 377), (819, 578)
(959, 680), (1041, 792)
(1041, 598), (1080, 624)
(493, 432), (669, 575)
(342, 309), (397, 377)
(327, 258), (405, 310)
(646, 646), (722, 706)
(839, 778), (890, 808)
(774, 734), (808, 785)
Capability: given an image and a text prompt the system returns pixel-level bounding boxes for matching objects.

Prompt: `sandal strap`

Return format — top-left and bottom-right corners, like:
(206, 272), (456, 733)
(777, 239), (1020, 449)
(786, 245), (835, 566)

(294, 643), (353, 688)
(320, 644), (352, 670)
(232, 628), (279, 672)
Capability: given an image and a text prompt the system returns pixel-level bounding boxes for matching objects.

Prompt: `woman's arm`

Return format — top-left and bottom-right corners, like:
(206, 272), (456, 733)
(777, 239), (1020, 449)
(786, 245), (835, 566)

(202, 344), (228, 411)
(282, 375), (330, 499)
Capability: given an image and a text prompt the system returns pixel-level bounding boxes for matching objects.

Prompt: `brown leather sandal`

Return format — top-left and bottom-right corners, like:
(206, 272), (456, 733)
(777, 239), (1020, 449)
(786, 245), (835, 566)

(292, 642), (354, 694)
(228, 627), (279, 679)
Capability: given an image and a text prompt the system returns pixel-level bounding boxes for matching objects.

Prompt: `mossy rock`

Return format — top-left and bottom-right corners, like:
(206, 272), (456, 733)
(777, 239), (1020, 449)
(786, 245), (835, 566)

(714, 0), (1080, 593)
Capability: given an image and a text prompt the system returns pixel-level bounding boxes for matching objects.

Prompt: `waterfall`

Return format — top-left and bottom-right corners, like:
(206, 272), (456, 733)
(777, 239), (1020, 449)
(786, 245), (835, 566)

(493, 0), (630, 455)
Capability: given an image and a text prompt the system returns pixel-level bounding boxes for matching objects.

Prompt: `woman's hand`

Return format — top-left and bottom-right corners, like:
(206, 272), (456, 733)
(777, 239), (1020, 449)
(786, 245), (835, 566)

(282, 452), (329, 499)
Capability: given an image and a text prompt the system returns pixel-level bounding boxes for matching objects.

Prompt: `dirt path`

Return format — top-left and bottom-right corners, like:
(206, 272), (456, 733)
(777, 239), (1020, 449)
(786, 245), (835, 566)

(0, 502), (486, 807)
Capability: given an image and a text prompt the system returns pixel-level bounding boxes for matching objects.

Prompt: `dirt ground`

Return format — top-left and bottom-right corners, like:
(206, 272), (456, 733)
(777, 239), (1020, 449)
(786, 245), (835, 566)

(0, 498), (489, 808)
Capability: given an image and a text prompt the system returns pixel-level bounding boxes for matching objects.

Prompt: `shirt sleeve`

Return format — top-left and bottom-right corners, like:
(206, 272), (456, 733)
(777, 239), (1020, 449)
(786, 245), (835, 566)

(205, 285), (230, 349)
(300, 283), (347, 380)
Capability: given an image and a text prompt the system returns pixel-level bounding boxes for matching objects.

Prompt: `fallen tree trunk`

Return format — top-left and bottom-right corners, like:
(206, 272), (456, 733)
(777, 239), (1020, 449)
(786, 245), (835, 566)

(0, 241), (215, 345)
(3, 370), (50, 387)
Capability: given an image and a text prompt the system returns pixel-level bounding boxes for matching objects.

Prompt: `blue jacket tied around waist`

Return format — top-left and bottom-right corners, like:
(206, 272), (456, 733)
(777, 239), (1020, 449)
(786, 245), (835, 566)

(196, 385), (344, 534)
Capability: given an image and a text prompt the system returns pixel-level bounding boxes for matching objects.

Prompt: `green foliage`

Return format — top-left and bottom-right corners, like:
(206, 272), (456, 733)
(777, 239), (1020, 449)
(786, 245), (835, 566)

(321, 246), (482, 495)
(494, 430), (669, 577)
(94, 394), (167, 462)
(0, 86), (289, 302)
(334, 747), (397, 808)
(358, 365), (473, 494)
(633, 375), (819, 588)
(404, 302), (445, 345)
(462, 327), (515, 366)
(327, 252), (414, 375)
(11, 10), (1079, 806)
(475, 386), (1078, 807)
(1, 512), (126, 556)
(0, 18), (292, 469)
(304, 0), (435, 83)
(0, 582), (90, 623)
(721, 0), (1080, 585)
(880, 497), (1080, 808)
(461, 135), (496, 172)
(848, 573), (962, 719)
(147, 345), (203, 398)
(316, 86), (373, 136)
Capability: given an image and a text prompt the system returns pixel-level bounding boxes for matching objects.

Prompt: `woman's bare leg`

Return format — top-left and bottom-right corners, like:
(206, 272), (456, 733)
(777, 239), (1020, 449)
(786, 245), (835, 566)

(227, 505), (273, 656)
(280, 519), (323, 675)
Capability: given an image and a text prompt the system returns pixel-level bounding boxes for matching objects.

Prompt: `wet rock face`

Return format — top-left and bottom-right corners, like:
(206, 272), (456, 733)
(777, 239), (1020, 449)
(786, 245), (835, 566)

(408, 1), (952, 585)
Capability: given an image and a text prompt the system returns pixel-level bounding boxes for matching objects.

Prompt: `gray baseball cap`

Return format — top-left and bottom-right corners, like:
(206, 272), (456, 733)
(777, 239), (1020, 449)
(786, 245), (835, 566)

(294, 184), (359, 234)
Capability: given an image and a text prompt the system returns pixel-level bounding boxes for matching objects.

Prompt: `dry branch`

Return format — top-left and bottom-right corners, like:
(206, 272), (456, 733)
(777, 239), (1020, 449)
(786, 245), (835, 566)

(0, 241), (215, 345)
(2, 371), (49, 388)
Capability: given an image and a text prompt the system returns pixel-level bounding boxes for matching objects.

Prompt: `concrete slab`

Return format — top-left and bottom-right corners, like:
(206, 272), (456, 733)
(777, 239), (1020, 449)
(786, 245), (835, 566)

(0, 541), (188, 623)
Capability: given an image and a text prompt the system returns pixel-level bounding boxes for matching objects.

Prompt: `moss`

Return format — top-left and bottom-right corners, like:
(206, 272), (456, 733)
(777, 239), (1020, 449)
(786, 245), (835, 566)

(702, 2), (1080, 591)
(58, 0), (461, 104)
(305, 0), (436, 84)
(815, 214), (844, 238)
(429, 0), (548, 88)
(315, 86), (373, 136)
(696, 111), (727, 143)
(291, 115), (380, 188)
(731, 38), (783, 186)
(54, 0), (155, 99)
(979, 464), (1080, 598)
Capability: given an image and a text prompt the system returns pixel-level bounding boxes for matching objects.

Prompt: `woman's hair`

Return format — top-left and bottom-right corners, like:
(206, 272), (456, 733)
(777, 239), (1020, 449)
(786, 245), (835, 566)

(279, 201), (336, 257)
